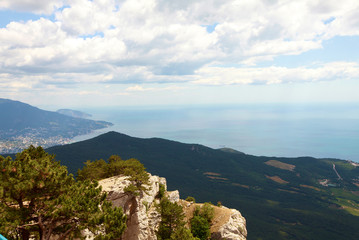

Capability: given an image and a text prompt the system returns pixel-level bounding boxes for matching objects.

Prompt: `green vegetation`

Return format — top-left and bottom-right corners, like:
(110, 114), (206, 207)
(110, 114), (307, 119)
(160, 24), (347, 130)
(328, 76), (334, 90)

(190, 203), (214, 240)
(77, 155), (150, 195)
(194, 203), (215, 224)
(186, 196), (196, 202)
(170, 226), (199, 240)
(157, 183), (166, 199)
(156, 197), (197, 240)
(47, 131), (359, 240)
(190, 216), (210, 240)
(0, 146), (126, 240)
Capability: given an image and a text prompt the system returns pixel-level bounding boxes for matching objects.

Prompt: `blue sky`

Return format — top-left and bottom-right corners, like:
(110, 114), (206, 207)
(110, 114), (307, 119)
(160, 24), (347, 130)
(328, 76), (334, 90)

(0, 0), (359, 108)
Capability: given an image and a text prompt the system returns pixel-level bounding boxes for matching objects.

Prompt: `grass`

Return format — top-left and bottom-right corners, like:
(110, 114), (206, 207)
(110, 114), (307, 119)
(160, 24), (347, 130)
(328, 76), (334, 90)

(265, 160), (296, 171)
(266, 175), (289, 184)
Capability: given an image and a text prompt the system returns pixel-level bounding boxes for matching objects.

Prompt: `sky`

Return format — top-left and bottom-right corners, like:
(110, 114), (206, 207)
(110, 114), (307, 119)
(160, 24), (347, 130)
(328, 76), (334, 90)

(0, 0), (359, 109)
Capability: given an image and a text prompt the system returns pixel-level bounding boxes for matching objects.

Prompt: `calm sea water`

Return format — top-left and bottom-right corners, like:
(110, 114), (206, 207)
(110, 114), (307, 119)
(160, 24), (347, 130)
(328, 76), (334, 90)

(74, 104), (359, 162)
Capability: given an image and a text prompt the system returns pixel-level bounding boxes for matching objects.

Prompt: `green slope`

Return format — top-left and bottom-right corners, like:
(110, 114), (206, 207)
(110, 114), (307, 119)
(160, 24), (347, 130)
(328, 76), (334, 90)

(47, 131), (359, 240)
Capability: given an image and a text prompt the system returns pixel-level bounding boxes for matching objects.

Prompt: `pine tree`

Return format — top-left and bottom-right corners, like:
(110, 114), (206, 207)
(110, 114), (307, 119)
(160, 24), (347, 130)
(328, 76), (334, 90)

(190, 203), (214, 240)
(0, 146), (126, 240)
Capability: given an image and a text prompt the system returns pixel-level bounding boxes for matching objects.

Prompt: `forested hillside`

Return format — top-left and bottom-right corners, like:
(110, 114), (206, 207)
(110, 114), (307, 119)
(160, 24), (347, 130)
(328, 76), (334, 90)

(48, 131), (359, 240)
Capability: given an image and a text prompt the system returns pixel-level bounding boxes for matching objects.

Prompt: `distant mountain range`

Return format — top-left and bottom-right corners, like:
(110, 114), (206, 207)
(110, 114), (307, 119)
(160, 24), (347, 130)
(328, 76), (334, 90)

(46, 131), (359, 240)
(0, 98), (112, 153)
(56, 109), (92, 118)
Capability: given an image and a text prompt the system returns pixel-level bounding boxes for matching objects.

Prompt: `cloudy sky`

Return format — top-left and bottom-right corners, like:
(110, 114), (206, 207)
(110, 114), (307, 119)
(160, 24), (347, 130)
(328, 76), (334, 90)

(1, 0), (359, 108)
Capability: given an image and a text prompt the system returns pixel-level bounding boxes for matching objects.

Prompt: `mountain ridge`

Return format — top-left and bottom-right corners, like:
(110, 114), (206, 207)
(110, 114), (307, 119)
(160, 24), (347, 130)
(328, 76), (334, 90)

(57, 109), (92, 118)
(0, 98), (113, 153)
(46, 131), (359, 240)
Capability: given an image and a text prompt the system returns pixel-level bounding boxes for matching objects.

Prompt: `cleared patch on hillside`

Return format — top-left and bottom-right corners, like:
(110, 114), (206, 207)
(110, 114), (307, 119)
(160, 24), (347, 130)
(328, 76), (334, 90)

(204, 172), (221, 176)
(266, 175), (289, 184)
(179, 200), (232, 233)
(232, 183), (250, 189)
(207, 176), (229, 181)
(204, 172), (229, 181)
(335, 198), (359, 217)
(265, 160), (296, 171)
(278, 189), (299, 194)
(300, 184), (322, 192)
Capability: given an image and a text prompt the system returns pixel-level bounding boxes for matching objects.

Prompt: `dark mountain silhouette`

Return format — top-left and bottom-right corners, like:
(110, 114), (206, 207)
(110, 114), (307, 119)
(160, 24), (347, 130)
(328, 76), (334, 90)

(0, 98), (111, 132)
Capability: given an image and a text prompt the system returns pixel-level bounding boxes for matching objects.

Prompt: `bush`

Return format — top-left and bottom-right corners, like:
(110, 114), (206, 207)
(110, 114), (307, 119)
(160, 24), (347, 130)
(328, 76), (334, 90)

(190, 203), (215, 240)
(200, 203), (215, 223)
(77, 155), (150, 195)
(157, 183), (166, 199)
(171, 226), (200, 240)
(190, 215), (210, 240)
(77, 159), (107, 181)
(186, 196), (196, 202)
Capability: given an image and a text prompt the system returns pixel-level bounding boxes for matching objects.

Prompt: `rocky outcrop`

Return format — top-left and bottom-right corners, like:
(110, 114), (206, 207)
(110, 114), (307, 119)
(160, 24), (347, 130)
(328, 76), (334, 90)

(99, 174), (166, 240)
(211, 209), (247, 240)
(96, 174), (247, 240)
(180, 201), (247, 240)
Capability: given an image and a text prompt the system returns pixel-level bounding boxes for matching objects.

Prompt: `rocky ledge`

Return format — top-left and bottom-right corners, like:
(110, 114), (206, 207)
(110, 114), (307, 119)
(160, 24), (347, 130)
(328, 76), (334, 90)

(93, 173), (247, 240)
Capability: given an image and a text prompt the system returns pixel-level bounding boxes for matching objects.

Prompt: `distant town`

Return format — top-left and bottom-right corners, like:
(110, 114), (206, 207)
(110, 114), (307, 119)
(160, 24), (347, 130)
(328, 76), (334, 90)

(0, 131), (71, 154)
(0, 99), (113, 155)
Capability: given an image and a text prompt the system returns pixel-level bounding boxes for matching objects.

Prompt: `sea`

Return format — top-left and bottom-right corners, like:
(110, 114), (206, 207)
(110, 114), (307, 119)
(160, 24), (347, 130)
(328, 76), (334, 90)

(73, 103), (359, 163)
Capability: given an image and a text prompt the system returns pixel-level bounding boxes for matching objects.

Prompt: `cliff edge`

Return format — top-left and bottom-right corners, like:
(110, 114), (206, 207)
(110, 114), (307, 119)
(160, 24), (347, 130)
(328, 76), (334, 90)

(95, 173), (247, 240)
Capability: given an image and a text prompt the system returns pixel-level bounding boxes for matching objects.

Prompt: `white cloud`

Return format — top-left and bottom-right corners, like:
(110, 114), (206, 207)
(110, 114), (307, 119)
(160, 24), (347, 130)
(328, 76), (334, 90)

(0, 0), (64, 14)
(126, 85), (150, 92)
(0, 0), (359, 96)
(125, 84), (185, 92)
(57, 0), (117, 35)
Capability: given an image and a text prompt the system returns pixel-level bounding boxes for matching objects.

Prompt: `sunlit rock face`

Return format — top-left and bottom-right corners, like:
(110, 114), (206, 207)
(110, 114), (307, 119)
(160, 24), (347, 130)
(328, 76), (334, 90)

(99, 174), (166, 240)
(94, 174), (247, 240)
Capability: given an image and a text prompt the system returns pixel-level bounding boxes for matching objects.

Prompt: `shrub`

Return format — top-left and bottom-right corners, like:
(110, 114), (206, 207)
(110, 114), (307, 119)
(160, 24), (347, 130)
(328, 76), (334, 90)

(190, 202), (215, 240)
(77, 155), (150, 196)
(200, 202), (215, 223)
(190, 215), (211, 240)
(157, 183), (166, 199)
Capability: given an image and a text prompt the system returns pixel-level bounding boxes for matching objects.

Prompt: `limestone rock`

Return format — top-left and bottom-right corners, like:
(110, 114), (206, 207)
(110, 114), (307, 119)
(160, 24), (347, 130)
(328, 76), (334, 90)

(165, 190), (180, 203)
(180, 201), (247, 240)
(99, 174), (166, 240)
(212, 209), (247, 240)
(94, 173), (247, 240)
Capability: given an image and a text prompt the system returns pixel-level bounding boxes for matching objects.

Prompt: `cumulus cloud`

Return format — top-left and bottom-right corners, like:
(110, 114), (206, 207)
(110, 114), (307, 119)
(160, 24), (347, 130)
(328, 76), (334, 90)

(0, 0), (64, 14)
(0, 0), (359, 94)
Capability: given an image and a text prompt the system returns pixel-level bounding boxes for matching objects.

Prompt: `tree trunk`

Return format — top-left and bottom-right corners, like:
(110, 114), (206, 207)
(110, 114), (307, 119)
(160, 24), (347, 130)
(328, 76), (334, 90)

(20, 229), (30, 240)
